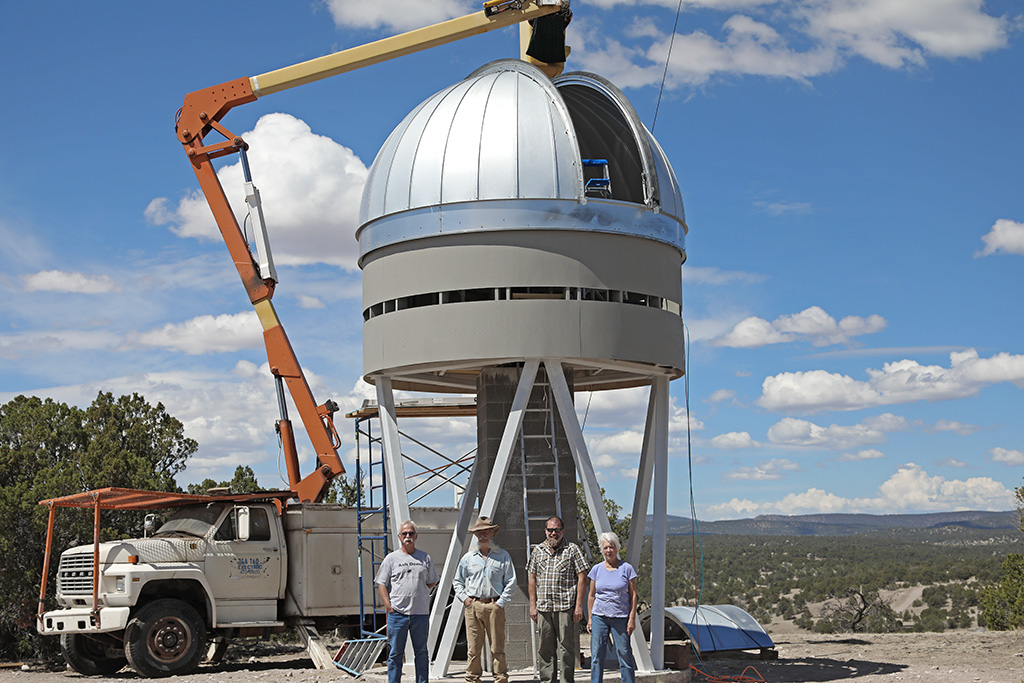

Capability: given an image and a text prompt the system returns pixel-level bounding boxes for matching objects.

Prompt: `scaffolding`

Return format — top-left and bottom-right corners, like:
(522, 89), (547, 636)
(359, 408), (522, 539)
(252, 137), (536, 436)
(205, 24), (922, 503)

(346, 398), (478, 638)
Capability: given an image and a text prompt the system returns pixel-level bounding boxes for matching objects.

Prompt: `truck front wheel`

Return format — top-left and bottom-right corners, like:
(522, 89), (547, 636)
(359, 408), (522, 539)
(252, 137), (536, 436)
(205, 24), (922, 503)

(60, 633), (127, 676)
(125, 599), (206, 678)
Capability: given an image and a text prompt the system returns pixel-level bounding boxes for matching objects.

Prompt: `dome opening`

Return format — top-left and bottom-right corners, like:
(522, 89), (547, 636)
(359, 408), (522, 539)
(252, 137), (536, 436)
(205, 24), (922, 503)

(557, 82), (646, 205)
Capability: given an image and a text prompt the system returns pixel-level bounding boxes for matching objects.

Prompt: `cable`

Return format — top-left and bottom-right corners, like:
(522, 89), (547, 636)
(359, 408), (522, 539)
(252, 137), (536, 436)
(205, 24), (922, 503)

(651, 0), (685, 131)
(581, 390), (594, 430)
(689, 665), (768, 683)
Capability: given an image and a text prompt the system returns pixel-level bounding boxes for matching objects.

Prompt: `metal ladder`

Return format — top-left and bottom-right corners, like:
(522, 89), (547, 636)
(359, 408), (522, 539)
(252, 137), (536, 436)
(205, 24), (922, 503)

(520, 373), (563, 673)
(355, 415), (390, 638)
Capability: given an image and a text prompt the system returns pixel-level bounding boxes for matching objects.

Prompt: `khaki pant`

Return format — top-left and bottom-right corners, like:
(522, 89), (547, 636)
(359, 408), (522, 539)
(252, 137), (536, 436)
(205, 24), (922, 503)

(465, 600), (507, 683)
(538, 610), (576, 683)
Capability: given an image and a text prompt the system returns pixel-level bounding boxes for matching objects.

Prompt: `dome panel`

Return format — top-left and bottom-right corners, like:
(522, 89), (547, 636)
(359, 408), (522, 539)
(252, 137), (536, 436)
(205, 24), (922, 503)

(408, 81), (468, 210)
(477, 73), (520, 199)
(441, 77), (490, 202)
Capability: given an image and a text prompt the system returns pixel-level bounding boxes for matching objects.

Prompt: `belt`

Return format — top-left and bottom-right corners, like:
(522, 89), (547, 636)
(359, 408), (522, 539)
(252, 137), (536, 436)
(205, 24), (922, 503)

(471, 596), (496, 603)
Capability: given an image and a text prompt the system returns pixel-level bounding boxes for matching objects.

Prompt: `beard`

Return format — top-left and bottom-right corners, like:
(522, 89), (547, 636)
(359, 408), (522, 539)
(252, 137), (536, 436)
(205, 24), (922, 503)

(469, 536), (502, 553)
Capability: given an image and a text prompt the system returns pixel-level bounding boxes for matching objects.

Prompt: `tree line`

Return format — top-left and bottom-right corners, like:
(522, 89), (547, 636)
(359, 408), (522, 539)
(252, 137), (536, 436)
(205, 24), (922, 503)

(2, 391), (1022, 663)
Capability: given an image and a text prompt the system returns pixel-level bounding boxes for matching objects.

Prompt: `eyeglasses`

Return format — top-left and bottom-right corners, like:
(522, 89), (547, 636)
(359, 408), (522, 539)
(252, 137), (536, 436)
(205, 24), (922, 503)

(400, 532), (416, 537)
(545, 528), (563, 533)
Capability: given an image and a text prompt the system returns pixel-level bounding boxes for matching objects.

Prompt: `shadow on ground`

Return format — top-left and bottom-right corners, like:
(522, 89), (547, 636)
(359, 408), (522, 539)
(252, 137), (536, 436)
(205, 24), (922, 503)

(696, 638), (906, 682)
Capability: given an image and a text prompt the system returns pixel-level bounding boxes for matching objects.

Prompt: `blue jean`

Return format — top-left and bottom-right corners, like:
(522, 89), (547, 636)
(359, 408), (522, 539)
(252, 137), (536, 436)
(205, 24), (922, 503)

(590, 614), (635, 683)
(387, 611), (429, 683)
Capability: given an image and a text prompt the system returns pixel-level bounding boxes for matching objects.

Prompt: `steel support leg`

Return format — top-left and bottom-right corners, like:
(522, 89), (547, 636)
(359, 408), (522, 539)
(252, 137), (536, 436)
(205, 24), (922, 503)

(649, 376), (669, 669)
(431, 360), (540, 678)
(375, 376), (410, 546)
(624, 381), (662, 672)
(544, 360), (610, 534)
(427, 459), (480, 658)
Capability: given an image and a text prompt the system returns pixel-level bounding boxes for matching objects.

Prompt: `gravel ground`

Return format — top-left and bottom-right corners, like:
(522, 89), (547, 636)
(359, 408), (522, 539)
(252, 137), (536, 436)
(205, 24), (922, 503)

(2, 630), (1023, 683)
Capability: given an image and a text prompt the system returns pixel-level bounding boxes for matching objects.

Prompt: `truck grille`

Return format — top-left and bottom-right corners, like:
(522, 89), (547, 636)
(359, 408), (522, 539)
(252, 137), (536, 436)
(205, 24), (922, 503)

(58, 554), (95, 595)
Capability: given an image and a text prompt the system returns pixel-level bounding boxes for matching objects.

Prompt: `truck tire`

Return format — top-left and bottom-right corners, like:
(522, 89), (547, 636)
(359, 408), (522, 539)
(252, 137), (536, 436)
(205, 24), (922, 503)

(125, 599), (206, 678)
(60, 633), (127, 676)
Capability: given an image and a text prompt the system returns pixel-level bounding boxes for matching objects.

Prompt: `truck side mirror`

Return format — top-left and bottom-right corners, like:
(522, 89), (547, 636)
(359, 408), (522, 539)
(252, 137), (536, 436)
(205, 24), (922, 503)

(143, 514), (156, 536)
(236, 506), (251, 541)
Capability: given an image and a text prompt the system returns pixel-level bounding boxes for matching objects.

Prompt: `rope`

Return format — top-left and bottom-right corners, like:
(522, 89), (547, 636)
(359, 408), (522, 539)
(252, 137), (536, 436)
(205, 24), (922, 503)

(689, 665), (768, 683)
(652, 0), (685, 131)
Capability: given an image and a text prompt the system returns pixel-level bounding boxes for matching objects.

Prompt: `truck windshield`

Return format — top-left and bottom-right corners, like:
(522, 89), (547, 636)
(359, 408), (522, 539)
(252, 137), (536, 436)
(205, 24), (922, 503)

(155, 504), (227, 538)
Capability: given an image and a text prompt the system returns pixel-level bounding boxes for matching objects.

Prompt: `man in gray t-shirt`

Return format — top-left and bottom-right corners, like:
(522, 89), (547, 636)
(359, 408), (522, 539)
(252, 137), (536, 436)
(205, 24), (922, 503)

(376, 520), (438, 683)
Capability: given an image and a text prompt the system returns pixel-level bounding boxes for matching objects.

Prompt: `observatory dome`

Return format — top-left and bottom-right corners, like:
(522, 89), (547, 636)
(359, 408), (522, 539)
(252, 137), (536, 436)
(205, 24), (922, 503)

(357, 60), (686, 260)
(357, 60), (688, 393)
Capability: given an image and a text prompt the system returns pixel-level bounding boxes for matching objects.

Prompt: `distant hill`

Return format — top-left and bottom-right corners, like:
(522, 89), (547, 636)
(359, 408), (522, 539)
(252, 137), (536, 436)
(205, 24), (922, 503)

(652, 510), (1020, 536)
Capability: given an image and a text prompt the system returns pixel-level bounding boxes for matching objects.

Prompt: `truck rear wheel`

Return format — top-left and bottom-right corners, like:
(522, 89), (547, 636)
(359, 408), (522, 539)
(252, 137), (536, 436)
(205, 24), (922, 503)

(125, 599), (206, 678)
(60, 633), (127, 676)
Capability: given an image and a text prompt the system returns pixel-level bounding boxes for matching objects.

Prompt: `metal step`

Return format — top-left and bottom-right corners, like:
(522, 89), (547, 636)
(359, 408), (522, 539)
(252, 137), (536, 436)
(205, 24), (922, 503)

(334, 636), (387, 677)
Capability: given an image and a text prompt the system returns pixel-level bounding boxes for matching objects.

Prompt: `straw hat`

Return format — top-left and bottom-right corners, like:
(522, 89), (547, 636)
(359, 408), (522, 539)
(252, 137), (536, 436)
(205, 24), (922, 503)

(468, 516), (499, 533)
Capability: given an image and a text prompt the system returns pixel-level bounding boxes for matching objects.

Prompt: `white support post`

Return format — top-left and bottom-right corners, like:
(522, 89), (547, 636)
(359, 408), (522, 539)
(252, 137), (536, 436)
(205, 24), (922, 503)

(649, 375), (670, 670)
(623, 381), (660, 672)
(427, 460), (479, 661)
(431, 360), (540, 678)
(544, 360), (611, 534)
(375, 376), (411, 546)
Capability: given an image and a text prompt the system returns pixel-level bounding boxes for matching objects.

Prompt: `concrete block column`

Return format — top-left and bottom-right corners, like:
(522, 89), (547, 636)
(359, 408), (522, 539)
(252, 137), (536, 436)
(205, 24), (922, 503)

(476, 364), (579, 670)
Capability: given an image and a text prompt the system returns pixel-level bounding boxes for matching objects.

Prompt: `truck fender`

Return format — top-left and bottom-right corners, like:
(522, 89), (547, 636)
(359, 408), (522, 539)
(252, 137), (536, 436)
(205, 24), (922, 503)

(132, 569), (218, 626)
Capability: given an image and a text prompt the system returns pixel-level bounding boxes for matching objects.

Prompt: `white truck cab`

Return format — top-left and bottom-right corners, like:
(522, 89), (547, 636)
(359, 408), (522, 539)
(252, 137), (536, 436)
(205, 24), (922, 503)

(40, 501), (287, 677)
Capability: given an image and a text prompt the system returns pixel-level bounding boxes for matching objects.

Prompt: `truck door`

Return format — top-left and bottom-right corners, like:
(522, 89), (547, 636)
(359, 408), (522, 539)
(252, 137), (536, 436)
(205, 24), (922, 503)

(206, 505), (284, 624)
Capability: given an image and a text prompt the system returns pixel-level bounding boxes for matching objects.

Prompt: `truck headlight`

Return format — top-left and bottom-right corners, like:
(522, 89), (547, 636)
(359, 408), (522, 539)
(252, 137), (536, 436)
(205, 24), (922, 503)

(115, 577), (125, 592)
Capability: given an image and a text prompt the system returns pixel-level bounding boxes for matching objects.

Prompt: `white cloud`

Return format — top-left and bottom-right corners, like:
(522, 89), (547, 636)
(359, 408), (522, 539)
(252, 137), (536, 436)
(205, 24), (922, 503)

(839, 448), (885, 461)
(758, 348), (1024, 412)
(0, 362), (377, 490)
(703, 463), (1015, 519)
(22, 270), (119, 294)
(683, 266), (768, 285)
(297, 294), (327, 309)
(576, 0), (1011, 89)
(713, 315), (791, 348)
(724, 457), (799, 481)
(576, 385), (703, 436)
(594, 453), (618, 468)
(931, 419), (979, 435)
(0, 330), (122, 360)
(767, 413), (905, 449)
(131, 312), (264, 355)
(710, 431), (760, 449)
(589, 430), (645, 455)
(754, 200), (812, 215)
(324, 0), (475, 32)
(938, 457), (967, 468)
(801, 0), (1011, 68)
(714, 305), (887, 348)
(708, 389), (736, 403)
(990, 447), (1024, 466)
(975, 218), (1024, 257)
(148, 113), (368, 270)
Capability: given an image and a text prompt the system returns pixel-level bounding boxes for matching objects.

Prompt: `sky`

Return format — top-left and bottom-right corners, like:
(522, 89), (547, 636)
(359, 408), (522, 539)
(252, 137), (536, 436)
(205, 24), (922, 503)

(1, 0), (1022, 522)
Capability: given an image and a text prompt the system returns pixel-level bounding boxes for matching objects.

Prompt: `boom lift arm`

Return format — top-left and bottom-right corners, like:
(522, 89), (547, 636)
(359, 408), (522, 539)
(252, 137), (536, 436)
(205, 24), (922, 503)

(176, 0), (567, 503)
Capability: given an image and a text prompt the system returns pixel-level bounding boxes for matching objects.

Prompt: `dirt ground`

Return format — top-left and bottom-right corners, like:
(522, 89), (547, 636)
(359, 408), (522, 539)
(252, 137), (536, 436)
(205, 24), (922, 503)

(2, 630), (1022, 683)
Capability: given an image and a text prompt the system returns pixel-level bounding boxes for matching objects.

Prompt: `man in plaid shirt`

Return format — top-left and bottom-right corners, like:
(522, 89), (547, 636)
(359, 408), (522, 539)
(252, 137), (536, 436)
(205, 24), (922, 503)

(527, 515), (588, 683)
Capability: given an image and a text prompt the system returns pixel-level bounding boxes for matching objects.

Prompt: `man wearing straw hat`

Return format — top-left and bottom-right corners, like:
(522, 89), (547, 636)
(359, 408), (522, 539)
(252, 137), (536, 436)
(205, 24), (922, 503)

(453, 516), (517, 683)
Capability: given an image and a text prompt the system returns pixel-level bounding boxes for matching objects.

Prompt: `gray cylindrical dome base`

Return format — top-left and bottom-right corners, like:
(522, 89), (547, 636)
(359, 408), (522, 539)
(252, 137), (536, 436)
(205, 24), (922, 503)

(361, 228), (684, 392)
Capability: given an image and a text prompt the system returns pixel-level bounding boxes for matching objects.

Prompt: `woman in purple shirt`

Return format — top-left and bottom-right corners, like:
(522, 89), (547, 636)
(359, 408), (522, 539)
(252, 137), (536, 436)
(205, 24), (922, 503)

(586, 532), (637, 683)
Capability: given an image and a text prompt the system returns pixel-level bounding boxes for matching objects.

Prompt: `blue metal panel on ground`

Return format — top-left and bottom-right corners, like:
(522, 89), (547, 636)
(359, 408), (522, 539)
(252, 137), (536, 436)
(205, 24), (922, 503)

(663, 605), (775, 654)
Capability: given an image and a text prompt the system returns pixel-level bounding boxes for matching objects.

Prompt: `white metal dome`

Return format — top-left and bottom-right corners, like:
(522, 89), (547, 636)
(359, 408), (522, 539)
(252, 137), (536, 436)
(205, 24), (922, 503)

(357, 60), (687, 264)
